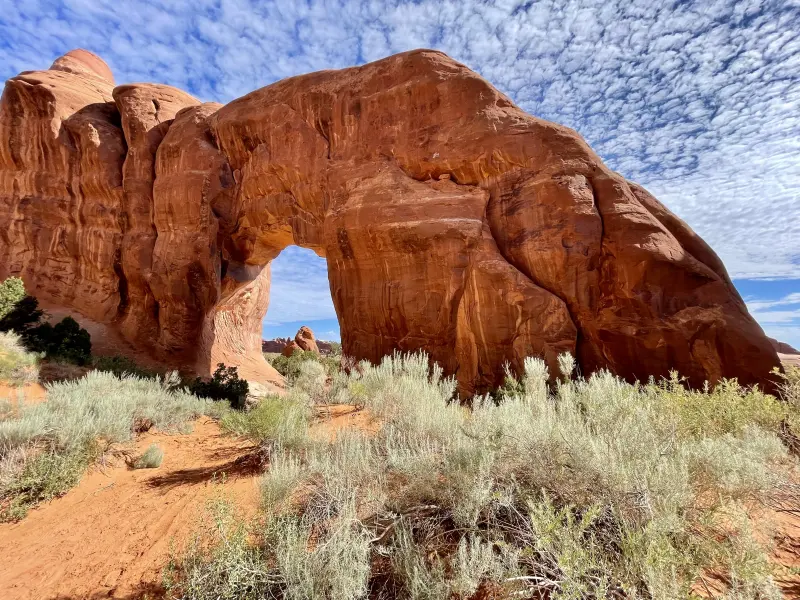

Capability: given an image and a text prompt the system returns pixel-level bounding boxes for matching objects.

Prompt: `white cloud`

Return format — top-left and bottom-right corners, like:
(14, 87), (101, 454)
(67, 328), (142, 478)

(747, 292), (800, 349)
(264, 247), (336, 325)
(1, 0), (798, 318)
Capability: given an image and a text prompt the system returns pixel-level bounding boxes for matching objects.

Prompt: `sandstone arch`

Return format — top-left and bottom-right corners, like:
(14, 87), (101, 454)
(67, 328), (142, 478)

(0, 49), (781, 394)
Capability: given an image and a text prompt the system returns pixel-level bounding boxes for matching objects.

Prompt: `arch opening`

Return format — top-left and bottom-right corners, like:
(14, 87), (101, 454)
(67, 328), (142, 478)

(261, 246), (341, 351)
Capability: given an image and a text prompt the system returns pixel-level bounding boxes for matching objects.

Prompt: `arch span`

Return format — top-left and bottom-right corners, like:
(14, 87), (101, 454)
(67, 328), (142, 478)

(0, 49), (781, 395)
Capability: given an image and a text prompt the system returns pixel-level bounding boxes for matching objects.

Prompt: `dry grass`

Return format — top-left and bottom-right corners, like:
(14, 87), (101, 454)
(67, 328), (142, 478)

(133, 444), (164, 469)
(0, 331), (40, 387)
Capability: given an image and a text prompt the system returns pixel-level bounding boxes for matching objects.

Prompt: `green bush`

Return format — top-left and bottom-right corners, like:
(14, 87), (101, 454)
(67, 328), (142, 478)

(220, 394), (310, 452)
(0, 278), (92, 366)
(270, 349), (339, 383)
(0, 277), (26, 321)
(25, 316), (92, 365)
(652, 372), (788, 438)
(0, 293), (44, 335)
(189, 363), (249, 409)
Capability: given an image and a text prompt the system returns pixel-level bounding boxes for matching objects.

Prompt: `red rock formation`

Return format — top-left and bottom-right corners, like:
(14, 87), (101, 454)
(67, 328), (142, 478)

(281, 341), (301, 358)
(0, 48), (782, 394)
(263, 338), (291, 353)
(279, 326), (321, 357)
(264, 335), (333, 354)
(294, 326), (320, 354)
(770, 337), (799, 356)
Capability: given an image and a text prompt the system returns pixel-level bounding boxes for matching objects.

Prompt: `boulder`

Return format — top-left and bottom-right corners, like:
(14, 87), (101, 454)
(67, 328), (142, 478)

(0, 48), (781, 394)
(281, 341), (302, 358)
(294, 326), (319, 354)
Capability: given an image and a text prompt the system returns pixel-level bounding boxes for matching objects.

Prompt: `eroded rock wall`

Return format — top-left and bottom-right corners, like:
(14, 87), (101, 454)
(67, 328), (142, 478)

(0, 49), (781, 394)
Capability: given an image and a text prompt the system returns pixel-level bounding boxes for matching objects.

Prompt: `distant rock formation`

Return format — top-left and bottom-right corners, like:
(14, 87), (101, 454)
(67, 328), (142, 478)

(295, 326), (320, 353)
(0, 49), (781, 394)
(280, 326), (322, 357)
(262, 338), (292, 354)
(770, 337), (799, 356)
(263, 334), (333, 355)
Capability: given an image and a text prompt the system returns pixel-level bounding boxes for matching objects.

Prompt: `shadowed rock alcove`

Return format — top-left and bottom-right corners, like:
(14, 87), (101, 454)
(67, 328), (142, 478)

(0, 49), (781, 395)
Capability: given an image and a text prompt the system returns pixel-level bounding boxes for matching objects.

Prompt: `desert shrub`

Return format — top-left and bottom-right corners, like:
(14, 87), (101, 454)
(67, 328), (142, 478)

(0, 277), (26, 321)
(220, 394), (310, 452)
(0, 331), (40, 386)
(326, 341), (342, 355)
(167, 493), (370, 600)
(25, 316), (92, 365)
(0, 398), (14, 420)
(294, 360), (327, 402)
(270, 349), (339, 383)
(170, 353), (792, 599)
(777, 366), (800, 430)
(0, 371), (213, 520)
(134, 443), (164, 469)
(164, 495), (275, 600)
(93, 354), (158, 379)
(0, 442), (98, 521)
(653, 372), (787, 438)
(0, 371), (212, 452)
(189, 363), (249, 409)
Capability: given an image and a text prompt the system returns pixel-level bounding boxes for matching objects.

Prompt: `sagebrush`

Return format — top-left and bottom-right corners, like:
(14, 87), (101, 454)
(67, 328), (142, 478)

(169, 353), (796, 599)
(0, 331), (40, 387)
(0, 371), (212, 520)
(134, 443), (164, 469)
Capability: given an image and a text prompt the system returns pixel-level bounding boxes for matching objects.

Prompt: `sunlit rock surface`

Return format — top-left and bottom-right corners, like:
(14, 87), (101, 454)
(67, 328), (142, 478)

(0, 49), (781, 394)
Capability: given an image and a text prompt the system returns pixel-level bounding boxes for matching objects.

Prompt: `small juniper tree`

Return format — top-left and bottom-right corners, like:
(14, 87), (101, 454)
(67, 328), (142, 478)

(189, 363), (250, 409)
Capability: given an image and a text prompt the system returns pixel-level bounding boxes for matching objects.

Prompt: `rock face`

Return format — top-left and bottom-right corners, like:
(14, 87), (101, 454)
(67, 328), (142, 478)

(279, 326), (321, 357)
(294, 326), (319, 353)
(0, 49), (782, 394)
(770, 337), (799, 356)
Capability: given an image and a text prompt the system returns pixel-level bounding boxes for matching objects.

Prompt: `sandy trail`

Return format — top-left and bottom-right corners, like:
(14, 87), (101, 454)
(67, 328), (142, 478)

(0, 418), (261, 600)
(0, 382), (48, 405)
(0, 403), (375, 600)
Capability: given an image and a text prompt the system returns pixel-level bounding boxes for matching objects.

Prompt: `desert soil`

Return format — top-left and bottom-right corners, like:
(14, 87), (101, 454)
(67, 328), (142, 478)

(0, 418), (261, 600)
(781, 353), (800, 369)
(0, 403), (376, 600)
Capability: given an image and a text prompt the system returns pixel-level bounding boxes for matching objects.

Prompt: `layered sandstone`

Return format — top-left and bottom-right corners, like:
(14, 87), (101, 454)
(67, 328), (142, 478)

(0, 49), (781, 393)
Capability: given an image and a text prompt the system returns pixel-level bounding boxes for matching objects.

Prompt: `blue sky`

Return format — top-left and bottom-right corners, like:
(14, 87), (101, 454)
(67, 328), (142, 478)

(1, 0), (798, 347)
